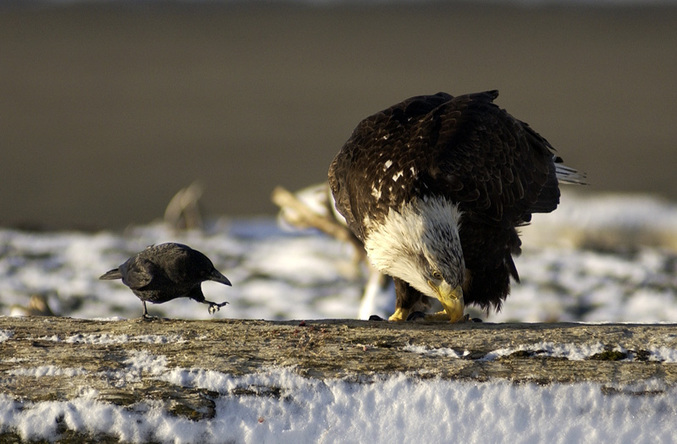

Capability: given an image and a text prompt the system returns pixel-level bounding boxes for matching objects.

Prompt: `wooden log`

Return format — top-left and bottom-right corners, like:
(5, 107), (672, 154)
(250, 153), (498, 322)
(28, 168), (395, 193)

(2, 317), (675, 390)
(1, 317), (675, 440)
(271, 185), (365, 257)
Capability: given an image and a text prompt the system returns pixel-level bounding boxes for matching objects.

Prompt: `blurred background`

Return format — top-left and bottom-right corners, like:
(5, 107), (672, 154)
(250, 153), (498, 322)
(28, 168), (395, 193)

(2, 1), (676, 231)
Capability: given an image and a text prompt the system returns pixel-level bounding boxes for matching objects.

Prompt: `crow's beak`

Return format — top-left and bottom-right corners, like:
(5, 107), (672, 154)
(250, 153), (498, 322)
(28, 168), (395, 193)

(209, 269), (232, 286)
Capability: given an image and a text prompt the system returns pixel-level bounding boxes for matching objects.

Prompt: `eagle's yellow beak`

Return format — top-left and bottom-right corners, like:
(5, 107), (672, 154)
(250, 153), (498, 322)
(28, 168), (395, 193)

(429, 281), (465, 323)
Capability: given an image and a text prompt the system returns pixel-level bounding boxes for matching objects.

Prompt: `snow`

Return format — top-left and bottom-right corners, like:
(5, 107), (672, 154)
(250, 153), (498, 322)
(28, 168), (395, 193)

(1, 367), (675, 443)
(1, 191), (677, 442)
(0, 330), (13, 343)
(1, 192), (675, 323)
(6, 366), (88, 378)
(405, 341), (677, 363)
(44, 333), (190, 345)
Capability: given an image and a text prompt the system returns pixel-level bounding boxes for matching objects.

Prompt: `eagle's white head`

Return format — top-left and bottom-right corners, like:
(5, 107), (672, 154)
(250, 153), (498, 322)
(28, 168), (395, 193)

(364, 196), (466, 321)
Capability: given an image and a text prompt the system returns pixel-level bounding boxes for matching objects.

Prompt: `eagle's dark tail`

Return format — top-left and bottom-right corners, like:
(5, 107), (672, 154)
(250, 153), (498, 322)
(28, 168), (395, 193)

(554, 156), (587, 185)
(530, 156), (586, 214)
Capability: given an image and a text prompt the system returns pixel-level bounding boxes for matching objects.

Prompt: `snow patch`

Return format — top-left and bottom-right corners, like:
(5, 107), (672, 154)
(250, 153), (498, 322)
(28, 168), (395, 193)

(46, 333), (188, 345)
(405, 342), (677, 363)
(0, 329), (13, 342)
(7, 366), (88, 377)
(403, 344), (467, 358)
(482, 341), (609, 361)
(1, 369), (675, 443)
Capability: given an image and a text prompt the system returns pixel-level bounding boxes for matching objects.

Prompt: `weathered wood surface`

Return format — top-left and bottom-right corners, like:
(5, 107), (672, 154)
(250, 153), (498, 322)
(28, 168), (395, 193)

(2, 317), (676, 397)
(1, 317), (675, 441)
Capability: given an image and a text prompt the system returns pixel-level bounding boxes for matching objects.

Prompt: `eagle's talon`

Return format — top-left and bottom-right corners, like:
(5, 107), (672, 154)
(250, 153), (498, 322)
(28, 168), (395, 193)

(369, 315), (386, 321)
(387, 307), (410, 322)
(406, 311), (426, 321)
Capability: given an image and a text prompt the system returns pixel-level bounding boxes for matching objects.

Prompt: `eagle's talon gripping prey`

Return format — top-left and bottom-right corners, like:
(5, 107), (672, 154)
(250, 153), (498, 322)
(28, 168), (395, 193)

(329, 90), (585, 322)
(100, 243), (232, 318)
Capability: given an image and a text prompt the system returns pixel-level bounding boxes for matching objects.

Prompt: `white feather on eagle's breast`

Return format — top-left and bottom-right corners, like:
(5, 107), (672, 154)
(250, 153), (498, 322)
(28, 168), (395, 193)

(328, 90), (585, 322)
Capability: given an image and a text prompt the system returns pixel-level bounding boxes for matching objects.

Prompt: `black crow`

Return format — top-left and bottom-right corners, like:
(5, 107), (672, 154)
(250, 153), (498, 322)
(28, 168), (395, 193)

(100, 242), (231, 318)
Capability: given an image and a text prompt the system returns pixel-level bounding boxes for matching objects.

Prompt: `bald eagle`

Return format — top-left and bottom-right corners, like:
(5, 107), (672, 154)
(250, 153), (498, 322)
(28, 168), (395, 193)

(328, 90), (584, 322)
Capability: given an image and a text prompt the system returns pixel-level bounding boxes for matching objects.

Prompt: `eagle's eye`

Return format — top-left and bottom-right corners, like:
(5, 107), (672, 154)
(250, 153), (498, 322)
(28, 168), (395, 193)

(432, 270), (443, 281)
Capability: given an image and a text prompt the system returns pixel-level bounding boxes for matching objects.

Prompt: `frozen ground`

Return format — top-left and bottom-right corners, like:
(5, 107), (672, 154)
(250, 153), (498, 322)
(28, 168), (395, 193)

(1, 191), (677, 442)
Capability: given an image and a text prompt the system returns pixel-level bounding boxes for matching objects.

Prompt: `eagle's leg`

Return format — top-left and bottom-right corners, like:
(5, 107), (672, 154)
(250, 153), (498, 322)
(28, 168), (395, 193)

(388, 279), (423, 321)
(388, 307), (410, 321)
